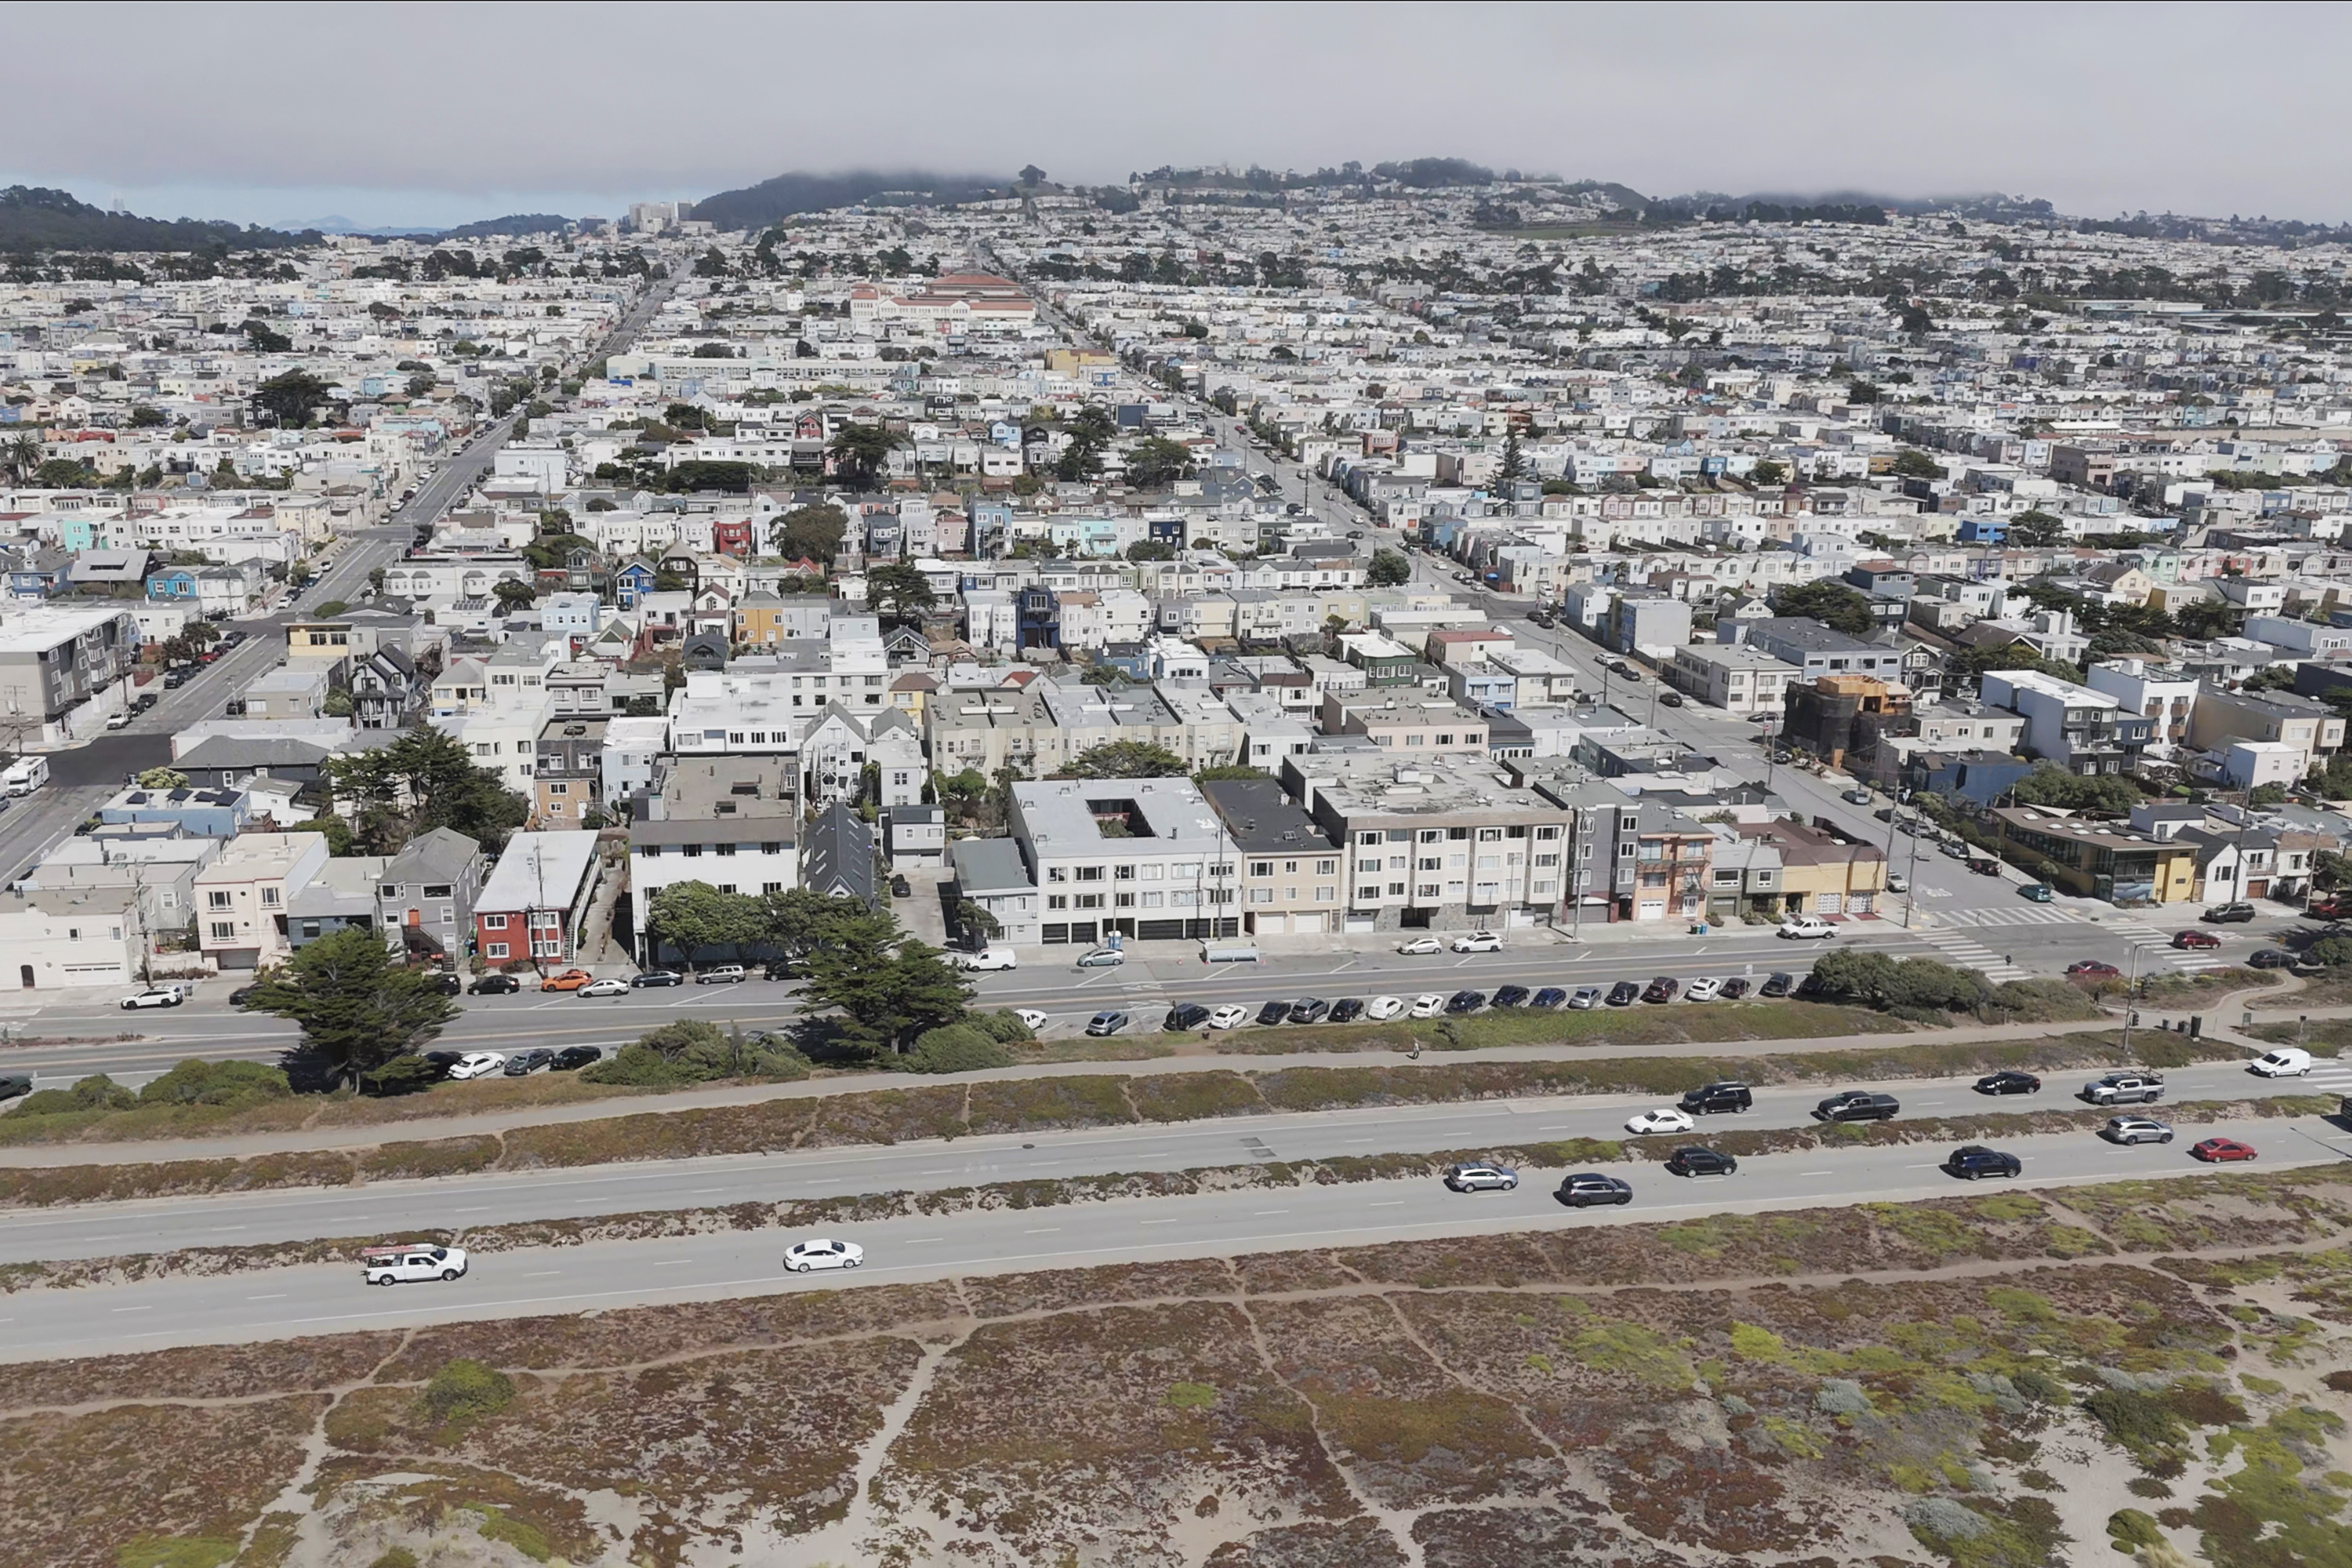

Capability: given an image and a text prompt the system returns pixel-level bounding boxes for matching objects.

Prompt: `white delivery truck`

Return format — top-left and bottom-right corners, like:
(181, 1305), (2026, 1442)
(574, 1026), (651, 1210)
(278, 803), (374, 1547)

(0, 757), (48, 797)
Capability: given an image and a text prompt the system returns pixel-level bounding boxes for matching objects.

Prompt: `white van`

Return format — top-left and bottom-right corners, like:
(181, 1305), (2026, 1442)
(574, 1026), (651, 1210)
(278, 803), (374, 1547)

(0, 756), (47, 797)
(2250, 1047), (2314, 1078)
(1200, 940), (1261, 964)
(956, 946), (1017, 971)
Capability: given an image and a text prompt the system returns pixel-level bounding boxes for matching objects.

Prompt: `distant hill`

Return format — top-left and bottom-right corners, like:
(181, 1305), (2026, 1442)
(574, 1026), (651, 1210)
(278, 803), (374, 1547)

(689, 169), (1010, 230)
(439, 212), (572, 240)
(0, 186), (316, 251)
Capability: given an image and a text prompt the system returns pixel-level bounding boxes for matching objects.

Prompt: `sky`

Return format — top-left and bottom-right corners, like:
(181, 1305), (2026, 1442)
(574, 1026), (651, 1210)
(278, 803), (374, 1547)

(2, 2), (2342, 231)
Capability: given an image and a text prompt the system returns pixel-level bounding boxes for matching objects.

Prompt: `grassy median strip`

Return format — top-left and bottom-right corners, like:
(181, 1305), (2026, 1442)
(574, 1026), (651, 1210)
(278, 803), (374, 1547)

(0, 1092), (2332, 1294)
(0, 1029), (2244, 1211)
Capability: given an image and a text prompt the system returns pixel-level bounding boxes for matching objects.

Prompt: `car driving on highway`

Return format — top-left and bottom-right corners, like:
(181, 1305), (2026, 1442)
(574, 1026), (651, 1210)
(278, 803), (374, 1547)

(362, 1243), (469, 1286)
(1442, 1163), (1519, 1192)
(785, 1238), (864, 1272)
(1555, 1172), (1634, 1208)
(1625, 1107), (1697, 1136)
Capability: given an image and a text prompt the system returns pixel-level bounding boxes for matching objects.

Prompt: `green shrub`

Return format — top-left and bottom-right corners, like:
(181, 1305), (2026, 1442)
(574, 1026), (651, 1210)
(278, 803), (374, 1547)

(18, 1074), (135, 1116)
(421, 1358), (514, 1425)
(137, 1057), (291, 1108)
(114, 1539), (238, 1568)
(579, 1043), (699, 1087)
(638, 1019), (729, 1059)
(975, 1008), (1036, 1043)
(906, 1024), (1014, 1074)
(367, 1551), (419, 1568)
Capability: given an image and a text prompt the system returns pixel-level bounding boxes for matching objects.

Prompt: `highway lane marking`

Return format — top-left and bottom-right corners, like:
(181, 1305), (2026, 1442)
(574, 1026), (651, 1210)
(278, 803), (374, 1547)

(246, 1294), (286, 1301)
(1798, 1171), (1834, 1177)
(1368, 1201), (1403, 1207)
(1253, 1210), (1290, 1216)
(900, 1238), (942, 1245)
(522, 1271), (561, 1278)
(111, 1305), (151, 1313)
(1138, 1219), (1180, 1225)
(1022, 1226), (1061, 1234)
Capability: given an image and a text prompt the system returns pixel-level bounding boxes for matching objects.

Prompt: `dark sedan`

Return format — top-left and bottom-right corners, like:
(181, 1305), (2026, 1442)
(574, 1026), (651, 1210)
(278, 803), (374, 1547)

(1975, 1070), (2042, 1096)
(1256, 1000), (1292, 1026)
(502, 1048), (554, 1077)
(631, 969), (686, 988)
(1288, 997), (1330, 1025)
(1165, 1003), (1211, 1032)
(1329, 997), (1366, 1023)
(1444, 989), (1486, 1015)
(1759, 971), (1793, 998)
(550, 1045), (604, 1071)
(1665, 1146), (1738, 1178)
(1606, 980), (1642, 1007)
(1642, 976), (1680, 1004)
(468, 973), (521, 995)
(2249, 949), (2295, 970)
(1531, 986), (1567, 1009)
(1491, 984), (1531, 1008)
(1556, 1172), (1635, 1208)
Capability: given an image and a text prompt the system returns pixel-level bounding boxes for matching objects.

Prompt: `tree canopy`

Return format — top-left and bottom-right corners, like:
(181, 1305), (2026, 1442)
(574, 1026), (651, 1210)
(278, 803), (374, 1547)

(2007, 764), (2143, 813)
(644, 880), (766, 967)
(1123, 435), (1196, 489)
(769, 501), (848, 564)
(1367, 550), (1412, 587)
(238, 927), (459, 1091)
(1769, 579), (1875, 637)
(252, 369), (336, 428)
(1053, 740), (1189, 779)
(328, 728), (528, 855)
(828, 423), (902, 489)
(866, 562), (936, 624)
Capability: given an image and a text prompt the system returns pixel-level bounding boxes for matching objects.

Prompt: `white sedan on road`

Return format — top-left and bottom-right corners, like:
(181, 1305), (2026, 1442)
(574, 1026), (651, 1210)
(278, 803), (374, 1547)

(786, 1238), (865, 1273)
(1450, 931), (1504, 953)
(1625, 1108), (1697, 1136)
(447, 1052), (508, 1080)
(578, 978), (630, 998)
(119, 988), (182, 1010)
(1207, 1005), (1249, 1029)
(1366, 996), (1406, 1021)
(1396, 937), (1443, 956)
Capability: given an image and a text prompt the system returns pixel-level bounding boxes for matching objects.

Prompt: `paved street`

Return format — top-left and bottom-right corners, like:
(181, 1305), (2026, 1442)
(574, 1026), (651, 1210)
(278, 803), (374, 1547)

(3, 1113), (2339, 1363)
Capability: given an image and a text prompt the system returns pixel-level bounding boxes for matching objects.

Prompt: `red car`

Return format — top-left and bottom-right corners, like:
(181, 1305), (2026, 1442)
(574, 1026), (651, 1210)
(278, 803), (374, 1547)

(2190, 1137), (2258, 1163)
(2067, 959), (2122, 978)
(2172, 931), (2222, 950)
(2305, 900), (2350, 922)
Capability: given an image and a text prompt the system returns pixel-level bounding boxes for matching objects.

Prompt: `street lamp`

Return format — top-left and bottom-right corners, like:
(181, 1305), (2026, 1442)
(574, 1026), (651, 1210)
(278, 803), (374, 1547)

(1758, 713), (1781, 795)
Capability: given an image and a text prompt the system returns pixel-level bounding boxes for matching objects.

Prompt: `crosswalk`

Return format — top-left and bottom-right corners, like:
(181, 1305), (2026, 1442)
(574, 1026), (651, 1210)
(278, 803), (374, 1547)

(2303, 1058), (2352, 1095)
(1931, 906), (2089, 930)
(1915, 927), (2031, 982)
(2106, 918), (2229, 975)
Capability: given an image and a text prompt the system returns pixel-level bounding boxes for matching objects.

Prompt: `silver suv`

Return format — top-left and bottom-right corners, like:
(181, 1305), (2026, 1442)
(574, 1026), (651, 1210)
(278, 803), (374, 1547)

(1443, 1163), (1519, 1192)
(2102, 1116), (2174, 1145)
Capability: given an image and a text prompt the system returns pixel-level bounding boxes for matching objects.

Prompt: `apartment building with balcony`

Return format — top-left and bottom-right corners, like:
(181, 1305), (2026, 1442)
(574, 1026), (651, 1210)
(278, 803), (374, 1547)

(1520, 772), (1718, 924)
(1200, 775), (1345, 937)
(1981, 669), (2153, 775)
(1007, 777), (1241, 948)
(2187, 687), (2346, 774)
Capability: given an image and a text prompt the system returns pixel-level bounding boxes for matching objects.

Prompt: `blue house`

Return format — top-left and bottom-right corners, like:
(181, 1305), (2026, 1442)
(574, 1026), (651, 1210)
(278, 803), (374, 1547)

(5, 548), (70, 601)
(147, 566), (201, 601)
(1017, 586), (1061, 653)
(98, 784), (250, 838)
(613, 557), (659, 609)
(1956, 517), (2009, 545)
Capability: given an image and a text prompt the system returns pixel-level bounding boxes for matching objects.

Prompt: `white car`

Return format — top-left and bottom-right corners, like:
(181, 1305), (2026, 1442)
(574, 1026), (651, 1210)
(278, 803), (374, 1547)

(104, 710), (131, 730)
(2251, 1047), (2314, 1078)
(1886, 874), (1909, 894)
(447, 1051), (508, 1080)
(1683, 977), (1724, 1002)
(1625, 1108), (1697, 1136)
(119, 988), (182, 1010)
(1365, 995), (1406, 1021)
(1450, 931), (1504, 953)
(1777, 916), (1835, 940)
(956, 947), (1018, 971)
(1409, 993), (1446, 1018)
(1014, 1008), (1050, 1032)
(785, 1237), (865, 1273)
(1207, 1005), (1249, 1029)
(361, 1243), (470, 1287)
(577, 977), (630, 998)
(1396, 937), (1443, 956)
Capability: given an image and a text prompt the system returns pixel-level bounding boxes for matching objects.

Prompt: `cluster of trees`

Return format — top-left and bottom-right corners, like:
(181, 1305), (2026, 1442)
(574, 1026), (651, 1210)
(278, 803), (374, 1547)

(1052, 405), (1118, 482)
(1769, 579), (1875, 637)
(325, 728), (529, 856)
(1802, 949), (1998, 1016)
(768, 501), (848, 564)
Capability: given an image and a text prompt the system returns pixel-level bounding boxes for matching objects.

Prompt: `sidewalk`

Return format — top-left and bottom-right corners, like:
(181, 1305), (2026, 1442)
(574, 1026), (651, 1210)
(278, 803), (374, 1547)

(0, 997), (2277, 1171)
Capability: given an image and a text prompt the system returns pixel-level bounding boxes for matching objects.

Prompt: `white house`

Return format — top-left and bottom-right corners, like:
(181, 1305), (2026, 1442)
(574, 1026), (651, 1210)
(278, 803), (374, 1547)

(0, 885), (142, 990)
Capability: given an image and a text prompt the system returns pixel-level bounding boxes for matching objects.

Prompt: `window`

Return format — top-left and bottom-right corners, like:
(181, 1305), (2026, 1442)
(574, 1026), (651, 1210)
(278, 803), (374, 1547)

(207, 890), (233, 910)
(1250, 861), (1275, 877)
(1536, 825), (1561, 840)
(483, 913), (508, 929)
(209, 920), (236, 942)
(1047, 866), (1067, 883)
(1138, 864), (1163, 880)
(1357, 857), (1382, 873)
(1047, 895), (1068, 911)
(1210, 863), (1233, 878)
(1075, 893), (1105, 910)
(684, 844), (702, 858)
(1404, 734), (1424, 747)
(1417, 883), (1440, 898)
(641, 844), (661, 858)
(1075, 866), (1105, 882)
(260, 887), (281, 908)
(547, 782), (568, 795)
(1477, 828), (1502, 843)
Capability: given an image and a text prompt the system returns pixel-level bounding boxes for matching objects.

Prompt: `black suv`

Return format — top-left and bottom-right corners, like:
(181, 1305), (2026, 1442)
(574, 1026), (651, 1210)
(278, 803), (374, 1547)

(1679, 1081), (1753, 1115)
(1666, 1146), (1738, 1178)
(503, 1048), (554, 1076)
(1815, 1090), (1900, 1123)
(1555, 1172), (1634, 1208)
(1974, 1070), (2041, 1096)
(550, 1045), (604, 1071)
(469, 973), (521, 995)
(1328, 997), (1366, 1023)
(1289, 998), (1330, 1025)
(1166, 1003), (1211, 1032)
(1256, 1000), (1291, 1026)
(1642, 976), (1680, 1004)
(1759, 971), (1794, 998)
(1606, 981), (1641, 1006)
(1944, 1145), (2022, 1180)
(431, 971), (463, 996)
(1491, 984), (1530, 1008)
(1445, 989), (1486, 1014)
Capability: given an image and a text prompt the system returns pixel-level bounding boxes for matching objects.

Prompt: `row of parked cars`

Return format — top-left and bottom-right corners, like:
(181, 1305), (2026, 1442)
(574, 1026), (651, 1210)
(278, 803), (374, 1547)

(431, 1046), (604, 1081)
(1119, 972), (1815, 1034)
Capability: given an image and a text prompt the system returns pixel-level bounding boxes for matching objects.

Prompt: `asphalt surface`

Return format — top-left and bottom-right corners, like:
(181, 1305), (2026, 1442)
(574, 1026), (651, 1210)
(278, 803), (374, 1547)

(5, 1116), (2340, 1362)
(0, 1059), (2314, 1265)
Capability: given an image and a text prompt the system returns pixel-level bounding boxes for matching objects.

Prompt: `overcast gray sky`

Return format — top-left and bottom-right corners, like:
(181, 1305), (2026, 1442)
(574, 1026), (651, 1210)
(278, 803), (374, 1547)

(2, 2), (2338, 230)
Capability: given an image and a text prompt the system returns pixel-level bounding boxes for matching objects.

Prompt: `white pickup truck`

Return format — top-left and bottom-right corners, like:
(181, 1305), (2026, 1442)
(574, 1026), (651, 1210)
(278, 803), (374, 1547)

(361, 1243), (470, 1286)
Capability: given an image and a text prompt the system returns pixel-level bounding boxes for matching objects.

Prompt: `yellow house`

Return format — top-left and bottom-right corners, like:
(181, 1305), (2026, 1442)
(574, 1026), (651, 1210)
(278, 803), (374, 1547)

(1045, 348), (1116, 375)
(1992, 807), (2198, 904)
(890, 672), (936, 723)
(731, 592), (789, 648)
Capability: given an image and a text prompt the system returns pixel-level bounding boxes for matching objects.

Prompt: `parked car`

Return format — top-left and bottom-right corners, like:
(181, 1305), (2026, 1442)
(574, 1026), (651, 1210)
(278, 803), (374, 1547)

(1442, 1163), (1519, 1192)
(1450, 931), (1504, 953)
(1666, 1146), (1738, 1178)
(784, 1238), (865, 1272)
(2205, 902), (2258, 924)
(1207, 1004), (1249, 1029)
(1532, 986), (1569, 1009)
(470, 973), (522, 994)
(429, 971), (463, 996)
(1777, 916), (1835, 940)
(1682, 976), (1724, 1002)
(538, 969), (593, 992)
(104, 710), (130, 730)
(119, 987), (182, 1010)
(2305, 898), (2350, 921)
(1074, 948), (1125, 968)
(1944, 1145), (2023, 1180)
(1659, 691), (1685, 707)
(1491, 984), (1530, 1008)
(1329, 997), (1366, 1023)
(2172, 930), (2222, 950)
(1084, 1011), (1130, 1036)
(1841, 788), (1873, 805)
(1396, 936), (1443, 956)
(2067, 959), (2122, 978)
(1255, 1000), (1292, 1026)
(1605, 980), (1642, 1007)
(1641, 976), (1680, 1004)
(1718, 977), (1751, 1000)
(1365, 996), (1406, 1021)
(1555, 1172), (1635, 1208)
(1014, 1009), (1049, 1032)
(1815, 1090), (1900, 1123)
(447, 1052), (507, 1080)
(630, 969), (684, 988)
(954, 947), (1018, 971)
(1566, 985), (1603, 1009)
(1974, 1070), (2042, 1096)
(1886, 874), (1908, 894)
(1165, 1003), (1211, 1032)
(503, 1049), (555, 1076)
(2102, 1116), (2173, 1146)
(2190, 1137), (2259, 1163)
(361, 1243), (469, 1287)
(161, 669), (187, 688)
(550, 1045), (604, 1072)
(1679, 1081), (1752, 1115)
(1410, 993), (1446, 1018)
(1759, 971), (1794, 998)
(578, 978), (630, 998)
(1288, 997), (1330, 1025)
(699, 964), (750, 984)
(1443, 989), (1486, 1014)
(1626, 1107), (1697, 1136)
(2082, 1072), (2165, 1106)
(2249, 948), (2295, 969)
(2251, 1047), (2314, 1078)
(1940, 840), (1971, 860)
(889, 875), (913, 899)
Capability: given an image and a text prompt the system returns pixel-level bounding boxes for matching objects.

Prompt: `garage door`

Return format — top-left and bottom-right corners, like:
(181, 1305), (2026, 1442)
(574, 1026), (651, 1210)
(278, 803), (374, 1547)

(1816, 893), (1842, 915)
